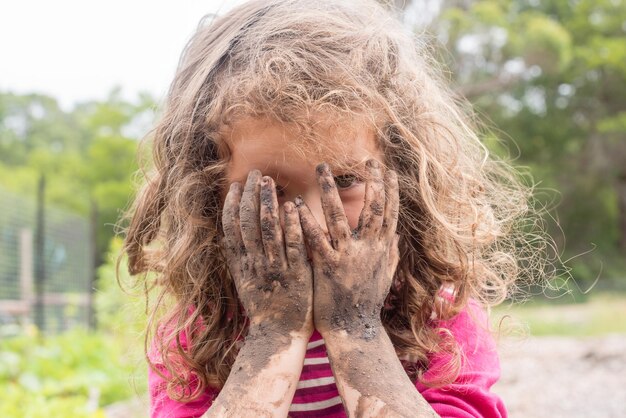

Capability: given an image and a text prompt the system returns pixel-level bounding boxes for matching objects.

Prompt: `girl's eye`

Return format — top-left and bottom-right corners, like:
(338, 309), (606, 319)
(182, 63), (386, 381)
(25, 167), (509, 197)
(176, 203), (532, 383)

(333, 174), (360, 189)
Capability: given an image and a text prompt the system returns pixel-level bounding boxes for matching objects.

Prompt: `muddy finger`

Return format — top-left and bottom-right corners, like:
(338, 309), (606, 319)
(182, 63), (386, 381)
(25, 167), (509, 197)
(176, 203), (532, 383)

(222, 182), (244, 257)
(382, 169), (400, 241)
(385, 233), (400, 288)
(260, 176), (286, 266)
(221, 183), (246, 281)
(315, 163), (351, 249)
(356, 159), (385, 239)
(283, 201), (308, 270)
(240, 169), (263, 255)
(295, 196), (334, 259)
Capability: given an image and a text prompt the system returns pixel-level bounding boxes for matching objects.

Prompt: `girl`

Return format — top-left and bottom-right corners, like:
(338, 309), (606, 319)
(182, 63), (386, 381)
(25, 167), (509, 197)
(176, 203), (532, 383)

(123, 0), (541, 416)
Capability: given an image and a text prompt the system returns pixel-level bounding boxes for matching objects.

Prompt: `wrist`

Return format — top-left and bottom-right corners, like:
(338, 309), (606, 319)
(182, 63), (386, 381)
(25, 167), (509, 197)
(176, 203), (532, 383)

(318, 316), (384, 342)
(316, 299), (384, 341)
(240, 324), (310, 364)
(247, 322), (313, 341)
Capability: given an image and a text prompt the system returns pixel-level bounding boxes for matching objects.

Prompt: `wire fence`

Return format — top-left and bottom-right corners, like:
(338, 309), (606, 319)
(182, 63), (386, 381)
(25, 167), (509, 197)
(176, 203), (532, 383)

(0, 184), (94, 333)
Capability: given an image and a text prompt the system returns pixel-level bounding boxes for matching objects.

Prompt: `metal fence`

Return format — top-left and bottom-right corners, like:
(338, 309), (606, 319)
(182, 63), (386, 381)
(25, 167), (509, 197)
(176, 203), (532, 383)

(0, 185), (94, 333)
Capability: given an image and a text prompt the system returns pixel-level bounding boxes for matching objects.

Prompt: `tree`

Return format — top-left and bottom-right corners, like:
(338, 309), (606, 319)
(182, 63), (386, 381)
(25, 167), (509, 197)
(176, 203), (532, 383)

(403, 0), (626, 283)
(0, 88), (157, 269)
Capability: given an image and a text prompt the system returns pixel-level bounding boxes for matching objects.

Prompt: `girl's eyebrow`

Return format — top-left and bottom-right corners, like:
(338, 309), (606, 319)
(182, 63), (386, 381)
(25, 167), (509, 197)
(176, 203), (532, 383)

(231, 169), (290, 185)
(329, 158), (370, 173)
(229, 156), (373, 184)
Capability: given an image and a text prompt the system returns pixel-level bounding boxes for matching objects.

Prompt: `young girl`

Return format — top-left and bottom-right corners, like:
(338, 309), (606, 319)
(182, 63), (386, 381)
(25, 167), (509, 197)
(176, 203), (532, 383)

(123, 0), (540, 416)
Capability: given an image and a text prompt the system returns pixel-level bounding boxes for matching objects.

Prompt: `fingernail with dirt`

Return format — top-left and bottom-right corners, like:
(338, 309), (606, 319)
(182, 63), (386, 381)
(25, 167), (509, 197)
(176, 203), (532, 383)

(316, 162), (330, 176)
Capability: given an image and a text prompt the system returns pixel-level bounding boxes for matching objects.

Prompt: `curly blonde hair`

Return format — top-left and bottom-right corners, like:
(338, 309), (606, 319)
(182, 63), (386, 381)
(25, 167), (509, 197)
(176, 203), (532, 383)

(121, 0), (549, 401)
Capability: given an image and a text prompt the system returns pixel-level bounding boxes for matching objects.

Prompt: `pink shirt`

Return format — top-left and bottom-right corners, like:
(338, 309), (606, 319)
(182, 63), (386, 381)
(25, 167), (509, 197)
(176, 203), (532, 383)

(149, 301), (507, 417)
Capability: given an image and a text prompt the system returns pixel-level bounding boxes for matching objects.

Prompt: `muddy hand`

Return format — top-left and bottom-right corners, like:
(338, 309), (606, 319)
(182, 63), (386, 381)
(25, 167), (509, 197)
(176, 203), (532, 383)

(222, 170), (313, 338)
(296, 160), (400, 339)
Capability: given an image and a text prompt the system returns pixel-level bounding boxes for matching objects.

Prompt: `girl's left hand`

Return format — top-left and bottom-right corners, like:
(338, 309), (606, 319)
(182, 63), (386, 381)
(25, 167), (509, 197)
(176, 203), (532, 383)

(296, 159), (400, 339)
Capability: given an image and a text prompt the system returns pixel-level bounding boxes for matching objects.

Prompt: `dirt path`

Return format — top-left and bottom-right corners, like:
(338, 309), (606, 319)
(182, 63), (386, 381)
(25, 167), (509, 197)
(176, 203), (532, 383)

(494, 335), (626, 418)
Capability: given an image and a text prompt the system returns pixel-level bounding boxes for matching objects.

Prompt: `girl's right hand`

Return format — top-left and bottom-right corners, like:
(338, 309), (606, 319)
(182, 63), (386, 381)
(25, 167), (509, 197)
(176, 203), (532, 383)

(222, 169), (314, 339)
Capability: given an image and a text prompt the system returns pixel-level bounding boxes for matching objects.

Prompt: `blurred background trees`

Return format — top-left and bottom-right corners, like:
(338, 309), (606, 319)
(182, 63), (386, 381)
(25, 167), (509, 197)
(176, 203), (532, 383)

(410, 0), (626, 286)
(0, 88), (155, 266)
(0, 91), (153, 415)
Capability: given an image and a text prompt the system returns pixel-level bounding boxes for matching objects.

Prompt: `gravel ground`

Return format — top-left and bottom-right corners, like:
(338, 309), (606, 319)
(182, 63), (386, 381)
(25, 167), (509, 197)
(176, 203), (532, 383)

(106, 335), (626, 418)
(494, 335), (626, 418)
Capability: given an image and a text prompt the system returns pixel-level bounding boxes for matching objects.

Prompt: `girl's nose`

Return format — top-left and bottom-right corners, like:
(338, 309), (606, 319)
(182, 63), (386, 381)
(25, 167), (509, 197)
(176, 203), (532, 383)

(277, 192), (331, 259)
(301, 191), (329, 236)
(299, 191), (331, 260)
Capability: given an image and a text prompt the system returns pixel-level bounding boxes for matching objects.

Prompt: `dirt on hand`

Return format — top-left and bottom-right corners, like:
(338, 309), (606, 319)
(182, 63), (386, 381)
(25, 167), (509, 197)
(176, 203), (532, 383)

(297, 161), (400, 337)
(222, 170), (313, 337)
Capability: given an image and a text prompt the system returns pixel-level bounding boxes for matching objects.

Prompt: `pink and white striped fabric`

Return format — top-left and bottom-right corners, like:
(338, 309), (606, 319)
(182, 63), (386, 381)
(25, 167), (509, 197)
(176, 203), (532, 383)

(149, 301), (507, 417)
(289, 330), (344, 417)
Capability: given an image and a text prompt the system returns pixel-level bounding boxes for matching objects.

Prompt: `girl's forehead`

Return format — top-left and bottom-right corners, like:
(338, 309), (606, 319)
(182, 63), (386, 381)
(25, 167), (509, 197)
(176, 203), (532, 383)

(222, 115), (382, 168)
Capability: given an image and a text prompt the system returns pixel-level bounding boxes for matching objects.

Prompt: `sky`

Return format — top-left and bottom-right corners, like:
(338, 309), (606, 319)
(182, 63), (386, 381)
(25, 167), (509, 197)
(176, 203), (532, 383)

(0, 0), (248, 110)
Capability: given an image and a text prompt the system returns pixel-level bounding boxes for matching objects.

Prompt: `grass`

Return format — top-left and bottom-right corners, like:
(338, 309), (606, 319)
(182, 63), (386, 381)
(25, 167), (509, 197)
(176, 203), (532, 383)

(492, 291), (626, 337)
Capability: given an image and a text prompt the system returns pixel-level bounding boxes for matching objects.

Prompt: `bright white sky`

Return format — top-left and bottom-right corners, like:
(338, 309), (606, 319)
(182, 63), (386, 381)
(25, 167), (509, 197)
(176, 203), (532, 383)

(0, 0), (248, 110)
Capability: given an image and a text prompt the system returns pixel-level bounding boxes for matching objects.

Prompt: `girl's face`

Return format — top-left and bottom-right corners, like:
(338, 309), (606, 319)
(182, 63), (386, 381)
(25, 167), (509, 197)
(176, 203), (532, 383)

(224, 116), (383, 238)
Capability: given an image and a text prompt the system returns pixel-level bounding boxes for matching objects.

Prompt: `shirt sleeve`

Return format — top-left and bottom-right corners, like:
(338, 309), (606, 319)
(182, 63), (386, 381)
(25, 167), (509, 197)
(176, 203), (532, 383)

(415, 300), (508, 418)
(148, 328), (217, 418)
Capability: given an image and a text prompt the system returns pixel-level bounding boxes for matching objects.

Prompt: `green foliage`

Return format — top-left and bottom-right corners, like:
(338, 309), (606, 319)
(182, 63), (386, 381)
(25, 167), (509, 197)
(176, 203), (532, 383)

(0, 228), (148, 417)
(517, 13), (572, 73)
(0, 328), (146, 417)
(0, 93), (81, 166)
(432, 0), (626, 285)
(0, 90), (153, 415)
(0, 88), (156, 267)
(95, 237), (148, 337)
(598, 112), (626, 134)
